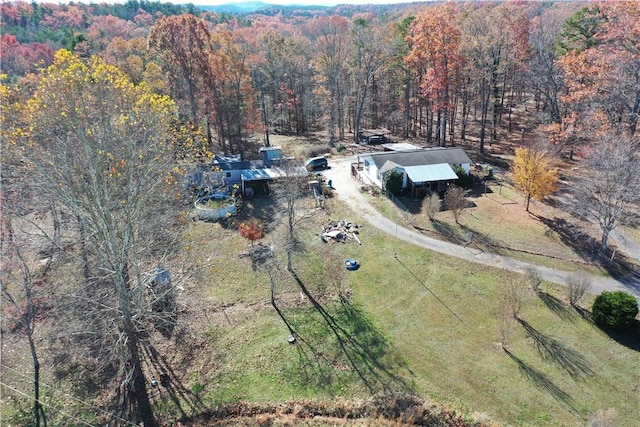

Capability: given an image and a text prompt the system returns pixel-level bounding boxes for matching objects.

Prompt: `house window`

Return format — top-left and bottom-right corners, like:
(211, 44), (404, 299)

(226, 172), (232, 178)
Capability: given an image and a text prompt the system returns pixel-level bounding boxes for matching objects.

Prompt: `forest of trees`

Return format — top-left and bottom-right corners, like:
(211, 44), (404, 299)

(2, 1), (637, 155)
(1, 1), (639, 426)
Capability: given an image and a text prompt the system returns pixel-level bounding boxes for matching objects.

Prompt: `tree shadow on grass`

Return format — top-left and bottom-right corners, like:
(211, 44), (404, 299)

(572, 304), (593, 322)
(144, 342), (205, 420)
(516, 318), (596, 381)
(537, 292), (576, 322)
(288, 269), (414, 394)
(533, 215), (639, 282)
(431, 220), (466, 246)
(534, 216), (599, 262)
(458, 224), (507, 255)
(270, 303), (342, 391)
(503, 348), (579, 412)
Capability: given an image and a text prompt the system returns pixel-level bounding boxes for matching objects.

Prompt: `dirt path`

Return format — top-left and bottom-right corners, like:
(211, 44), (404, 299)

(321, 155), (640, 300)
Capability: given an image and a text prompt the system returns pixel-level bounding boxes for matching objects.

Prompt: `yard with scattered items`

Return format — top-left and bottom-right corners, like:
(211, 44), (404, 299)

(170, 183), (639, 426)
(3, 132), (637, 426)
(158, 128), (640, 425)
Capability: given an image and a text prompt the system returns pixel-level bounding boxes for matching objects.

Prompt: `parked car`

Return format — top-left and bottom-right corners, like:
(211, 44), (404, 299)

(367, 135), (387, 144)
(305, 156), (329, 171)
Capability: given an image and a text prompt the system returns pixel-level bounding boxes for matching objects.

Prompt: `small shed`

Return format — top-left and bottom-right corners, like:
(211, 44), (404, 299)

(358, 128), (390, 144)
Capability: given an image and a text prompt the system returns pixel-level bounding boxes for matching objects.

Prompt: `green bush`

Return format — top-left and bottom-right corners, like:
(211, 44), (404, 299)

(454, 165), (472, 189)
(383, 170), (403, 195)
(591, 291), (639, 329)
(336, 144), (346, 153)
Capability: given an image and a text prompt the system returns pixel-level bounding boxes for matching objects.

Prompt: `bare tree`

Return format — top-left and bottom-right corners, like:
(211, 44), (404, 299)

(271, 158), (311, 272)
(497, 275), (532, 349)
(349, 17), (391, 142)
(566, 270), (591, 307)
(23, 51), (184, 426)
(307, 16), (350, 144)
(525, 267), (542, 295)
(499, 277), (530, 321)
(571, 135), (640, 251)
(444, 186), (466, 225)
(421, 192), (441, 223)
(498, 306), (515, 349)
(0, 217), (49, 427)
(316, 244), (349, 299)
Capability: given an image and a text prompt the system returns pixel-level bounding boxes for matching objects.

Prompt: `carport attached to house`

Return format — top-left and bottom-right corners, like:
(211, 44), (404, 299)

(240, 165), (307, 196)
(403, 163), (458, 197)
(240, 168), (281, 196)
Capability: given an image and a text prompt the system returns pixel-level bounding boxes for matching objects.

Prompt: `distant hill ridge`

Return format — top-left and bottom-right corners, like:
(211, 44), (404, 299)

(197, 2), (331, 14)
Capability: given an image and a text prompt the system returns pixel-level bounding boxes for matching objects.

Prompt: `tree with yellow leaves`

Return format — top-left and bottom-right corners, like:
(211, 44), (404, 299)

(513, 146), (558, 212)
(21, 50), (183, 426)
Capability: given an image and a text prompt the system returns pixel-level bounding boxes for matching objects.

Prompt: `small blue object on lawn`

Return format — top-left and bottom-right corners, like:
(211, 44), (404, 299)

(344, 258), (360, 271)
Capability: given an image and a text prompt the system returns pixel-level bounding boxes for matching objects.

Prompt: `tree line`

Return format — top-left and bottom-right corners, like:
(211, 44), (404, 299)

(2, 1), (637, 155)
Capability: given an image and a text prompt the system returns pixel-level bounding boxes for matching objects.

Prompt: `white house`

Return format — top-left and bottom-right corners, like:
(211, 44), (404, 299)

(357, 147), (472, 196)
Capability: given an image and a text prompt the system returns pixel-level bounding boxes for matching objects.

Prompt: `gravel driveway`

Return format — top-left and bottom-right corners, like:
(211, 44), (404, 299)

(321, 155), (640, 300)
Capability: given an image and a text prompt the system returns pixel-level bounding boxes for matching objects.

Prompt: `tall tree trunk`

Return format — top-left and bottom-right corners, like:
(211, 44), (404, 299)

(491, 56), (501, 144)
(440, 112), (447, 147)
(120, 265), (154, 427)
(479, 77), (489, 154)
(353, 77), (369, 143)
(601, 230), (609, 253)
(259, 82), (270, 147)
(77, 216), (90, 281)
(403, 78), (411, 138)
(28, 332), (46, 427)
(337, 81), (345, 141)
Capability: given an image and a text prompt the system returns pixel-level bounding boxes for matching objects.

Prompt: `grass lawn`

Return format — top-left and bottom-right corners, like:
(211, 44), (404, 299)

(4, 147), (637, 426)
(371, 177), (626, 277)
(172, 195), (640, 426)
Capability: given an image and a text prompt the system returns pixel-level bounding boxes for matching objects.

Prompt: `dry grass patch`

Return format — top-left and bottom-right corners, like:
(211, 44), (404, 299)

(268, 133), (332, 160)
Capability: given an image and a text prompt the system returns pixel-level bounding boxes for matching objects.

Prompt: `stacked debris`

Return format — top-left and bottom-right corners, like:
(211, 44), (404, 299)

(321, 220), (361, 244)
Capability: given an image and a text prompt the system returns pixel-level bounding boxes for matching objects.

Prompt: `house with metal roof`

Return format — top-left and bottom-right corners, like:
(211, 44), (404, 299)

(185, 147), (308, 197)
(357, 147), (472, 197)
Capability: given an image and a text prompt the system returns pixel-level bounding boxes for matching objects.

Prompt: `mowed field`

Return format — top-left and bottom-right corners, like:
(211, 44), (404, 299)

(171, 185), (639, 426)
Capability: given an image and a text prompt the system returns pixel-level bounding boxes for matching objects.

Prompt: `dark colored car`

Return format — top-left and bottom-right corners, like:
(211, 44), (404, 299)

(305, 157), (329, 171)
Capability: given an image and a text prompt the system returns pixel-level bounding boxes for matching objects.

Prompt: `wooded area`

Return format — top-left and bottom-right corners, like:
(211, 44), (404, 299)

(1, 1), (639, 426)
(2, 1), (638, 153)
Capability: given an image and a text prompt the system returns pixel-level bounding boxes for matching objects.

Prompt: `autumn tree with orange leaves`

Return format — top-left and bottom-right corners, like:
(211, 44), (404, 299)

(560, 2), (640, 137)
(406, 2), (462, 147)
(148, 14), (211, 126)
(209, 28), (255, 158)
(307, 15), (350, 145)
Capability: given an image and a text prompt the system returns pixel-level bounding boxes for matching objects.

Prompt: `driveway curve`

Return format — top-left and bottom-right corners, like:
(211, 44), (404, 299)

(321, 155), (640, 300)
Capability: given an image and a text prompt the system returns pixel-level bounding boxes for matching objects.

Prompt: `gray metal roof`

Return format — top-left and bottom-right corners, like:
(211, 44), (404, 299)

(241, 165), (308, 181)
(367, 147), (471, 169)
(379, 161), (401, 174)
(404, 163), (458, 183)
